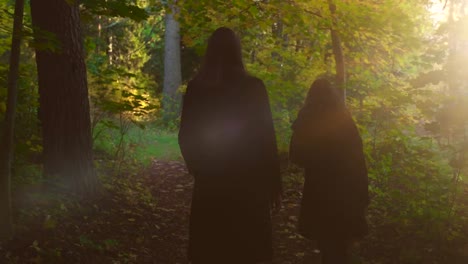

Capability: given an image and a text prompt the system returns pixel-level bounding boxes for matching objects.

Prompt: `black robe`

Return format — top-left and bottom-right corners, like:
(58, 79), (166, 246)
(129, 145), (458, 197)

(178, 75), (281, 263)
(290, 108), (369, 240)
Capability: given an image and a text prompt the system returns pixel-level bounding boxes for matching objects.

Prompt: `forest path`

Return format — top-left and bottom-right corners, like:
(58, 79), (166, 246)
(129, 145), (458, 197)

(146, 160), (468, 264)
(3, 160), (466, 263)
(146, 160), (316, 264)
(0, 160), (316, 264)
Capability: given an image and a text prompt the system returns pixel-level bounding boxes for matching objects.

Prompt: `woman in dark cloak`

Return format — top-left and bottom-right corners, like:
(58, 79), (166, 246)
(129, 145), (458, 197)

(178, 27), (282, 264)
(289, 79), (369, 264)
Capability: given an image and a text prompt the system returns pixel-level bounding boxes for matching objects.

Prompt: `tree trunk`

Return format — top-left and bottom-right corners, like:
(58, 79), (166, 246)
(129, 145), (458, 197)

(0, 0), (24, 240)
(30, 0), (98, 195)
(327, 0), (346, 100)
(162, 1), (182, 122)
(107, 17), (114, 65)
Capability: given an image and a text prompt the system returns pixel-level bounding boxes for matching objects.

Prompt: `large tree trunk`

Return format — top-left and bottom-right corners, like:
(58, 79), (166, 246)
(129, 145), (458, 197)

(30, 0), (98, 195)
(328, 0), (346, 100)
(0, 0), (24, 240)
(162, 1), (182, 122)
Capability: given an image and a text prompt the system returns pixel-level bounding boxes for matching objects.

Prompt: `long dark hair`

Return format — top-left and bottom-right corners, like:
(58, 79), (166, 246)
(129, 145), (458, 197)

(194, 27), (246, 84)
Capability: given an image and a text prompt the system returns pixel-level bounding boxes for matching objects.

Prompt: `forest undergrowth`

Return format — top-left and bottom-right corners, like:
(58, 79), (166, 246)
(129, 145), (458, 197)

(0, 157), (467, 264)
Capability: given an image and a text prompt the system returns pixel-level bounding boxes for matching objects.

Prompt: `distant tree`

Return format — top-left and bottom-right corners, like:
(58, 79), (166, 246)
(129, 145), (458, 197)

(30, 0), (98, 195)
(0, 0), (24, 240)
(327, 0), (346, 99)
(162, 0), (182, 123)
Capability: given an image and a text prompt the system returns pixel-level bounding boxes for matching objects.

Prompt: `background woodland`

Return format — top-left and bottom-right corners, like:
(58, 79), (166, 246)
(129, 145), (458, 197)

(0, 0), (467, 263)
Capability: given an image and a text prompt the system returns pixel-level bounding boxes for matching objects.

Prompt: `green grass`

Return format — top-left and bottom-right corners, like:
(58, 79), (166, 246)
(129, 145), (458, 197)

(93, 122), (181, 166)
(130, 127), (181, 163)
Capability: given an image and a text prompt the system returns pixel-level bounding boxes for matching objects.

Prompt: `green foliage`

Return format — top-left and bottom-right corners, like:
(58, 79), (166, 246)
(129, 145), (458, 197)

(82, 4), (166, 171)
(0, 0), (41, 190)
(81, 0), (150, 22)
(0, 0), (467, 262)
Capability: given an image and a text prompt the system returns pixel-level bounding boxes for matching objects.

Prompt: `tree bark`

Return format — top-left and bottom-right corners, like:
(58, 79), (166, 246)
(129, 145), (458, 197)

(327, 0), (346, 100)
(162, 1), (182, 122)
(0, 0), (24, 240)
(30, 0), (98, 195)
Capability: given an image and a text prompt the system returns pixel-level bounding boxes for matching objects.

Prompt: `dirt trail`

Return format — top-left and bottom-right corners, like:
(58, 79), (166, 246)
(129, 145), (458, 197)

(4, 160), (466, 263)
(147, 160), (315, 264)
